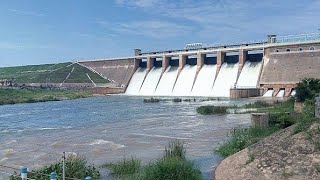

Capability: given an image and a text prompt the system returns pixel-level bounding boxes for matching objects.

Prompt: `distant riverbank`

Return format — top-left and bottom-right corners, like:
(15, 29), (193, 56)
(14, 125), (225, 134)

(0, 88), (91, 105)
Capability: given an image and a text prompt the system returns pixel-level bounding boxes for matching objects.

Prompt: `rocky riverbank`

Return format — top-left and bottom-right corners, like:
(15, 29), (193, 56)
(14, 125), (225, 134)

(214, 123), (320, 180)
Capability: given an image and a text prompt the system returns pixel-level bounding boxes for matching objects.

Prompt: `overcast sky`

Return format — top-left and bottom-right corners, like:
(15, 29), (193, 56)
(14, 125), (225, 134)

(1, 0), (320, 67)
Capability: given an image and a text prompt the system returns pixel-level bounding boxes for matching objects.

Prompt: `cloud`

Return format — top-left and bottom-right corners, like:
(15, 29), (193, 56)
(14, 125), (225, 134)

(115, 0), (160, 8)
(9, 8), (45, 17)
(98, 20), (193, 38)
(113, 0), (320, 42)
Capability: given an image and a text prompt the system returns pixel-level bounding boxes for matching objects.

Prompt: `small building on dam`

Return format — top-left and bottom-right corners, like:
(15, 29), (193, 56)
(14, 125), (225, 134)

(80, 33), (320, 98)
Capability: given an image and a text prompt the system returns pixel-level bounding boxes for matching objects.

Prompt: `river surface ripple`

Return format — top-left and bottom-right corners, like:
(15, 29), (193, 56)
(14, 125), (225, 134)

(0, 96), (253, 179)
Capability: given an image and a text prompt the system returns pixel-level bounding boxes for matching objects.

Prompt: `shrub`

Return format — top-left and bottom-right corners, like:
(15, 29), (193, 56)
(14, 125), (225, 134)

(10, 155), (100, 180)
(196, 106), (227, 115)
(295, 78), (320, 102)
(102, 140), (202, 180)
(143, 98), (160, 103)
(164, 140), (186, 160)
(244, 101), (271, 108)
(101, 157), (141, 177)
(140, 157), (202, 180)
(269, 112), (298, 129)
(294, 99), (318, 133)
(173, 98), (182, 102)
(215, 127), (279, 157)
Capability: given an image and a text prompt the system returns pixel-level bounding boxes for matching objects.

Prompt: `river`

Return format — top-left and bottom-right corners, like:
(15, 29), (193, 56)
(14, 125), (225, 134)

(0, 95), (254, 179)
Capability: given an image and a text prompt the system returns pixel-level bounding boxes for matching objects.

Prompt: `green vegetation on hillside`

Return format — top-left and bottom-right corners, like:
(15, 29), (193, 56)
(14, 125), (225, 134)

(0, 62), (109, 84)
(10, 155), (100, 180)
(215, 99), (295, 157)
(102, 140), (202, 180)
(0, 89), (91, 105)
(216, 78), (320, 158)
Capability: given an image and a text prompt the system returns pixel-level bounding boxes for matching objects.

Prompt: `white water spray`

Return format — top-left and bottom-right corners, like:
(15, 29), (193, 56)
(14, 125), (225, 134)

(139, 67), (162, 96)
(154, 66), (179, 96)
(191, 65), (217, 96)
(211, 63), (239, 97)
(125, 68), (147, 95)
(172, 65), (198, 96)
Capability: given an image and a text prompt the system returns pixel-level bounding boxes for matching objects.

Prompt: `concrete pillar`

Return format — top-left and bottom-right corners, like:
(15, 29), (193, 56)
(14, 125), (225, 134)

(147, 57), (155, 71)
(215, 51), (226, 81)
(217, 51), (225, 66)
(162, 56), (170, 72)
(197, 53), (205, 68)
(134, 58), (142, 71)
(285, 88), (292, 97)
(237, 49), (248, 82)
(239, 49), (248, 66)
(273, 88), (280, 97)
(179, 54), (187, 69)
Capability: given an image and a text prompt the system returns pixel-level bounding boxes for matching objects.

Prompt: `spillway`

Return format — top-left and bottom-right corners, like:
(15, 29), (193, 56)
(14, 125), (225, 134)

(237, 61), (262, 88)
(191, 65), (217, 96)
(172, 65), (198, 96)
(139, 67), (162, 96)
(211, 63), (239, 97)
(154, 66), (179, 96)
(263, 90), (273, 97)
(276, 90), (285, 97)
(125, 68), (147, 95)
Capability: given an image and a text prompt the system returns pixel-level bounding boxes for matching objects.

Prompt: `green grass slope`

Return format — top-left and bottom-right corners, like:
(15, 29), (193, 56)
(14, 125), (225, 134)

(0, 62), (109, 84)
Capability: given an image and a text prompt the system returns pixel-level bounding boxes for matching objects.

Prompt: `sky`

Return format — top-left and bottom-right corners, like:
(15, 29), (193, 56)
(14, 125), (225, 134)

(0, 0), (320, 67)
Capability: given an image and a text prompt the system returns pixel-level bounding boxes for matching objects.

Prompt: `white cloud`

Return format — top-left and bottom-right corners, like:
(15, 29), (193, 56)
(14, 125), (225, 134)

(98, 20), (193, 38)
(115, 0), (160, 8)
(113, 0), (320, 42)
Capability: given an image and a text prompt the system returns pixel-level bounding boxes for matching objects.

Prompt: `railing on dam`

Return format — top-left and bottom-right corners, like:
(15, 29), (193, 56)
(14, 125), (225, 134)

(272, 33), (320, 44)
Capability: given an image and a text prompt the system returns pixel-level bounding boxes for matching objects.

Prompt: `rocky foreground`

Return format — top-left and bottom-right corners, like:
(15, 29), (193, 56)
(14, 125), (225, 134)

(215, 123), (320, 180)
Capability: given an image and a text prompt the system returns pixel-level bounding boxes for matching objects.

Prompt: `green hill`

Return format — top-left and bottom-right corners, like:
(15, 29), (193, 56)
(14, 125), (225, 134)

(0, 62), (109, 84)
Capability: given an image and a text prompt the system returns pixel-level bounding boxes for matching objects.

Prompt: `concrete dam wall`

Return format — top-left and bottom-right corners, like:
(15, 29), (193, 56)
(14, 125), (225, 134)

(79, 34), (320, 97)
(260, 51), (320, 85)
(79, 58), (134, 88)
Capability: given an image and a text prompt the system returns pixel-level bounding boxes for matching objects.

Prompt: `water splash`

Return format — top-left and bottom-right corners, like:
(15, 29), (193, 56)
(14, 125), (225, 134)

(191, 65), (217, 97)
(211, 63), (239, 97)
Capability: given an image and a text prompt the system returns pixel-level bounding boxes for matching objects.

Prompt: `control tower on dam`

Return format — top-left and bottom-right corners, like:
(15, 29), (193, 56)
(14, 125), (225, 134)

(80, 33), (320, 97)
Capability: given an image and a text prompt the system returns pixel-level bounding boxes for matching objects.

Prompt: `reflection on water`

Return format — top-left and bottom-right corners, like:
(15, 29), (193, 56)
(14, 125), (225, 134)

(0, 96), (253, 179)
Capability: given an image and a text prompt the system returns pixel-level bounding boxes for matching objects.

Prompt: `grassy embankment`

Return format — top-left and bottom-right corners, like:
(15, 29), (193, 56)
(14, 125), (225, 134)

(0, 89), (91, 105)
(0, 62), (109, 84)
(10, 155), (100, 180)
(215, 78), (320, 158)
(101, 140), (202, 180)
(10, 141), (201, 180)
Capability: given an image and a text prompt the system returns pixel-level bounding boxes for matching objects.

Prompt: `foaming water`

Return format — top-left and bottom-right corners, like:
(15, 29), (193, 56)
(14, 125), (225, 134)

(276, 90), (285, 97)
(0, 96), (253, 179)
(191, 64), (217, 96)
(154, 66), (179, 96)
(263, 90), (274, 97)
(139, 67), (162, 96)
(237, 61), (262, 88)
(211, 63), (239, 97)
(172, 65), (197, 96)
(125, 68), (147, 95)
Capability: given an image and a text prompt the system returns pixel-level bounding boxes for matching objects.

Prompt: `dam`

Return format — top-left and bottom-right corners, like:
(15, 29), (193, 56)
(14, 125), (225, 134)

(79, 33), (320, 98)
